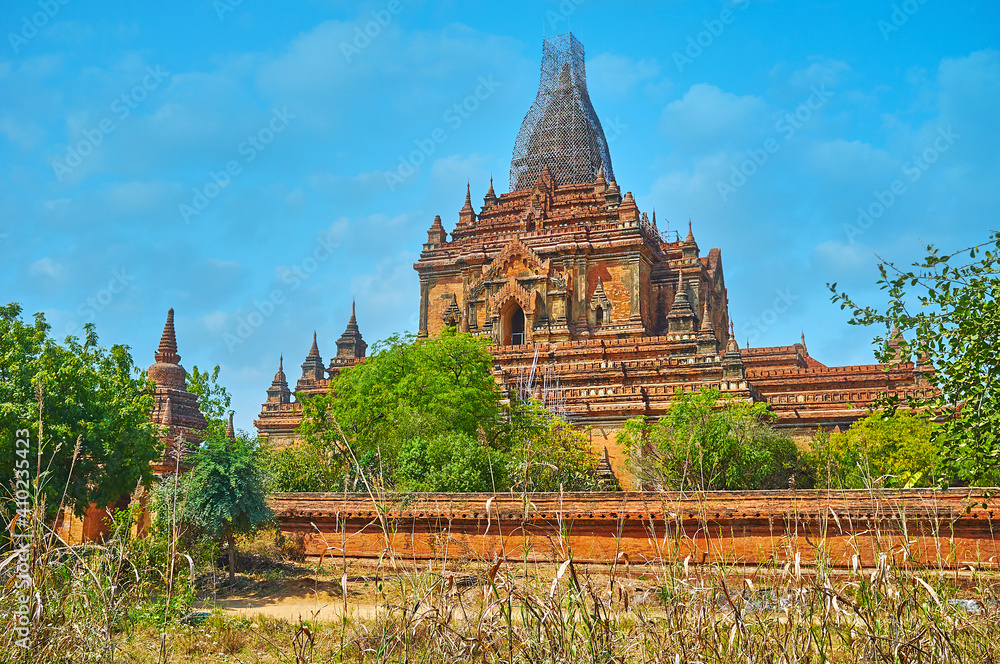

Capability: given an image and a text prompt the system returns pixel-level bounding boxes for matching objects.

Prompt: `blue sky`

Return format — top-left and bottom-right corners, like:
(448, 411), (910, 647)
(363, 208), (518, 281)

(1, 0), (997, 432)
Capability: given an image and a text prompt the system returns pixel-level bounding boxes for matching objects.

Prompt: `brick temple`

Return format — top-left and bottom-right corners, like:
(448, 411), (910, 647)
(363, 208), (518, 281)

(255, 33), (932, 477)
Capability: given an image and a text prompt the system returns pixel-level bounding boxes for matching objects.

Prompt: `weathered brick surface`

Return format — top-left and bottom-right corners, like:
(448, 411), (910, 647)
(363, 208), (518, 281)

(271, 490), (999, 568)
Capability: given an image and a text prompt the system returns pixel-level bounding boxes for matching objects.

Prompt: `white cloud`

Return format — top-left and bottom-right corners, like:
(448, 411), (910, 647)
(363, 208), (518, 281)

(660, 84), (769, 153)
(29, 257), (63, 280)
(588, 53), (662, 97)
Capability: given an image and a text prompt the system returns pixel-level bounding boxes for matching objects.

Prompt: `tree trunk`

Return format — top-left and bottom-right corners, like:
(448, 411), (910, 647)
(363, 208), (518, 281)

(226, 524), (236, 583)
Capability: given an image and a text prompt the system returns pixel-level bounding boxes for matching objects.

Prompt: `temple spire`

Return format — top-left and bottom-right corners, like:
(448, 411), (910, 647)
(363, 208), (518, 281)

(225, 411), (235, 440)
(460, 181), (476, 225)
(266, 355), (292, 405)
(332, 303), (368, 367)
(510, 33), (614, 191)
(727, 321), (739, 352)
(299, 332), (325, 385)
(424, 214), (447, 248)
(483, 176), (498, 210)
(685, 219), (695, 244)
(155, 308), (180, 365)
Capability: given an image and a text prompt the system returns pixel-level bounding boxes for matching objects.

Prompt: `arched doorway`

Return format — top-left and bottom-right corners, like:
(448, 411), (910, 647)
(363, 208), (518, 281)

(510, 307), (525, 345)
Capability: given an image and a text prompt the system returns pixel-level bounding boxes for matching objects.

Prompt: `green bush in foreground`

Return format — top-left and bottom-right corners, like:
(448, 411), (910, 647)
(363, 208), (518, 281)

(618, 387), (802, 491)
(808, 410), (939, 488)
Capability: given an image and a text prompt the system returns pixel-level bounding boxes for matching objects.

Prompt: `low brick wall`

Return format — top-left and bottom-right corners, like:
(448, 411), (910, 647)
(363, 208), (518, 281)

(270, 489), (999, 569)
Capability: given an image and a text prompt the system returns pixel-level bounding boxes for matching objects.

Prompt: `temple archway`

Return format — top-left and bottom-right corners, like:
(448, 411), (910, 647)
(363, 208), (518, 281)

(504, 305), (526, 346)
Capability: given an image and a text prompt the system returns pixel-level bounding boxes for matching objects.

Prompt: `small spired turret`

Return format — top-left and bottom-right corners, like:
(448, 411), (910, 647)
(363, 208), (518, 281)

(424, 215), (448, 250)
(459, 182), (476, 225)
(297, 332), (325, 390)
(330, 302), (368, 370)
(266, 356), (292, 405)
(696, 299), (719, 355)
(683, 220), (699, 259)
(666, 272), (697, 334)
(482, 177), (498, 211)
(722, 321), (745, 381)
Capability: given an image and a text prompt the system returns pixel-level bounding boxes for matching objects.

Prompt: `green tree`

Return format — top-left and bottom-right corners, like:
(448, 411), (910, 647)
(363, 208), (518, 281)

(830, 230), (1000, 485)
(618, 387), (801, 491)
(507, 399), (600, 492)
(0, 303), (161, 518)
(186, 364), (232, 434)
(186, 429), (272, 582)
(299, 329), (504, 486)
(264, 440), (346, 492)
(807, 411), (939, 489)
(395, 430), (506, 492)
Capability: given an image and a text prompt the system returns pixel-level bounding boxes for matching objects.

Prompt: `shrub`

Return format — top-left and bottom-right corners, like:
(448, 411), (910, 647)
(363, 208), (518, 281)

(618, 387), (801, 491)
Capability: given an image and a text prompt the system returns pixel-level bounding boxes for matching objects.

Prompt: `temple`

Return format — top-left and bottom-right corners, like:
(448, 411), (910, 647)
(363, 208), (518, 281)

(411, 33), (932, 472)
(255, 33), (932, 480)
(58, 308), (209, 542)
(254, 304), (367, 447)
(147, 308), (208, 474)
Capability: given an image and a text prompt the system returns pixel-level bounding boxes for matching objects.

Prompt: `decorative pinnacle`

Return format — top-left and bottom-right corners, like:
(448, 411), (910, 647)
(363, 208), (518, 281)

(225, 411), (235, 440)
(273, 355), (286, 383)
(308, 331), (320, 357)
(155, 308), (181, 364)
(685, 219), (695, 243)
(350, 300), (357, 323)
(699, 299), (713, 333)
(727, 321), (740, 352)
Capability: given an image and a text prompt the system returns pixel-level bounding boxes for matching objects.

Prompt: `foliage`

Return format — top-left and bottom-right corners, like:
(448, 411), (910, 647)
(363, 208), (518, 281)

(299, 330), (605, 492)
(0, 302), (161, 518)
(618, 387), (801, 491)
(186, 364), (232, 435)
(313, 329), (502, 447)
(299, 329), (504, 487)
(830, 230), (1000, 485)
(265, 439), (346, 492)
(507, 399), (600, 492)
(395, 430), (506, 492)
(185, 430), (272, 580)
(807, 411), (939, 489)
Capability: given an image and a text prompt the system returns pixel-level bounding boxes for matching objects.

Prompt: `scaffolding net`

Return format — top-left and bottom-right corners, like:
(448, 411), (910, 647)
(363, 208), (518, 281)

(514, 345), (569, 421)
(509, 33), (615, 193)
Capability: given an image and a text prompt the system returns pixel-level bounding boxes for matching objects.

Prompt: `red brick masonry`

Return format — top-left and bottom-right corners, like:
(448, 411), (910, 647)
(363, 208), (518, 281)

(270, 489), (998, 569)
